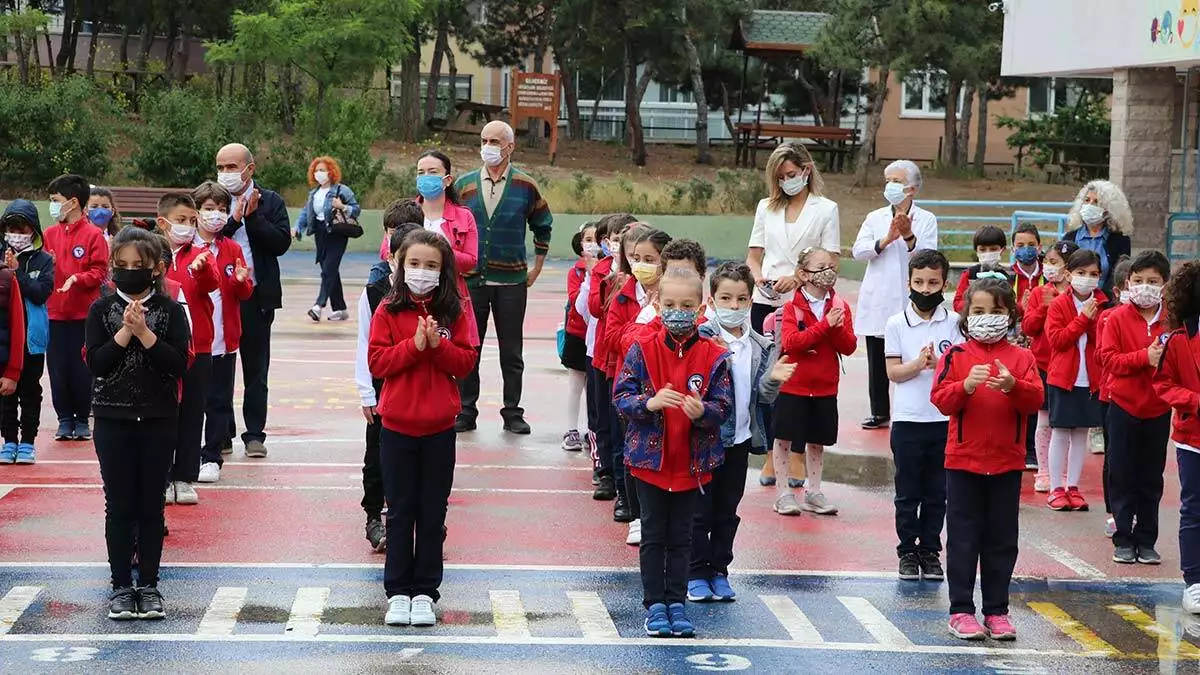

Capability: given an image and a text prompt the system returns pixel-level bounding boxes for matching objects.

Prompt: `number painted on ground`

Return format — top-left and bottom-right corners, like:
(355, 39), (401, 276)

(30, 646), (99, 662)
(686, 653), (752, 671)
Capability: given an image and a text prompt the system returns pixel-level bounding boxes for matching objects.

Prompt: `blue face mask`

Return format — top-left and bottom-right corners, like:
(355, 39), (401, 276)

(600, 241), (611, 257)
(88, 207), (114, 226)
(662, 307), (698, 336)
(1014, 246), (1040, 264)
(416, 174), (446, 199)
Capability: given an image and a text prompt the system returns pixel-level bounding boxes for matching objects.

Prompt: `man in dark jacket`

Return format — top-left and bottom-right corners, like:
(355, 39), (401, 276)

(215, 143), (292, 458)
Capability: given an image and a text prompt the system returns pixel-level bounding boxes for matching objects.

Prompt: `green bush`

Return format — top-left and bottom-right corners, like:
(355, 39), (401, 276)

(299, 95), (385, 193)
(133, 88), (260, 187)
(997, 91), (1111, 182)
(714, 169), (762, 213)
(0, 77), (120, 188)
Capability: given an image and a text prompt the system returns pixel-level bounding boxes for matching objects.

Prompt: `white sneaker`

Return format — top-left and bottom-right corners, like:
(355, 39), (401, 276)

(328, 310), (350, 322)
(197, 462), (220, 484)
(307, 305), (322, 322)
(409, 594), (436, 626)
(802, 491), (838, 515)
(173, 481), (199, 505)
(626, 519), (642, 546)
(384, 595), (411, 626)
(163, 483), (176, 505)
(1185, 584), (1200, 615)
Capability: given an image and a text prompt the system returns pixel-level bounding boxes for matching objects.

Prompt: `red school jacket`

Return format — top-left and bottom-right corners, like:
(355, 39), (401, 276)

(368, 302), (476, 437)
(1100, 302), (1169, 418)
(779, 289), (857, 398)
(1153, 320), (1200, 448)
(165, 242), (221, 354)
(44, 216), (109, 321)
(1021, 283), (1064, 371)
(602, 276), (642, 379)
(566, 259), (588, 338)
(1044, 289), (1110, 393)
(202, 237), (254, 353)
(589, 257), (616, 372)
(931, 339), (1044, 475)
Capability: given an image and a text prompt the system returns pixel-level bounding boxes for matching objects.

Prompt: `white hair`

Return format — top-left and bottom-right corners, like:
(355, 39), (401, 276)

(1067, 179), (1133, 235)
(484, 120), (515, 144)
(885, 160), (922, 191)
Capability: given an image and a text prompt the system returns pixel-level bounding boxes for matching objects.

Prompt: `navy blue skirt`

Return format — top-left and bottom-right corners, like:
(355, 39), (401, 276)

(1047, 385), (1102, 429)
(1038, 369), (1049, 411)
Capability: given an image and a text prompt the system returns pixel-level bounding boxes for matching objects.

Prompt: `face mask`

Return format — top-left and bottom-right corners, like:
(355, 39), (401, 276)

(600, 241), (611, 257)
(1127, 283), (1163, 309)
(88, 207), (114, 226)
(611, 242), (621, 258)
(112, 268), (155, 296)
(808, 268), (838, 290)
(779, 174), (808, 197)
(1080, 203), (1106, 226)
(200, 210), (228, 233)
(405, 267), (440, 296)
(1013, 246), (1039, 264)
(1071, 274), (1099, 296)
(662, 307), (698, 336)
(314, 170), (330, 186)
(48, 200), (67, 222)
(1118, 290), (1130, 304)
(167, 222), (197, 246)
(4, 233), (33, 252)
(217, 170), (245, 193)
(481, 145), (504, 167)
(884, 182), (908, 206)
(582, 242), (601, 258)
(416, 174), (446, 199)
(977, 251), (1002, 266)
(966, 313), (1010, 344)
(910, 289), (944, 313)
(631, 261), (661, 286)
(1042, 263), (1062, 281)
(714, 305), (751, 329)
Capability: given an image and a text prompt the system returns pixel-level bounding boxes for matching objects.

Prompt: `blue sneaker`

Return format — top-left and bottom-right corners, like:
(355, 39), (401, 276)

(687, 578), (714, 602)
(667, 603), (695, 637)
(0, 442), (16, 464)
(55, 421), (74, 441)
(74, 421), (91, 441)
(15, 443), (35, 465)
(710, 574), (736, 601)
(644, 603), (671, 637)
(759, 474), (776, 486)
(788, 477), (806, 489)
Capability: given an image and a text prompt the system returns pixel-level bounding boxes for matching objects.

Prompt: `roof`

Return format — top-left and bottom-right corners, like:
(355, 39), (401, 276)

(729, 10), (830, 56)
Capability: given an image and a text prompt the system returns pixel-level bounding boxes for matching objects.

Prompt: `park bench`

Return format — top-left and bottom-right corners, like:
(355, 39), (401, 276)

(733, 122), (860, 172)
(108, 186), (188, 225)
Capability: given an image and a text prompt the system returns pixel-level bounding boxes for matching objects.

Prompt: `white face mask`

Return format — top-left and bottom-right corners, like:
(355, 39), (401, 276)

(480, 145), (504, 167)
(168, 223), (197, 246)
(314, 170), (330, 186)
(1070, 274), (1099, 296)
(1042, 263), (1062, 282)
(884, 182), (908, 206)
(217, 170), (246, 193)
(1127, 283), (1163, 309)
(779, 174), (808, 197)
(1079, 203), (1106, 226)
(966, 313), (1010, 344)
(199, 210), (228, 233)
(582, 242), (601, 257)
(977, 251), (1002, 266)
(405, 267), (440, 296)
(4, 233), (33, 252)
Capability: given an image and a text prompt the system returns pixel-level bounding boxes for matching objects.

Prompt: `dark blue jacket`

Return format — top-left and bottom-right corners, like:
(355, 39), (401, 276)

(1, 200), (53, 355)
(698, 321), (782, 453)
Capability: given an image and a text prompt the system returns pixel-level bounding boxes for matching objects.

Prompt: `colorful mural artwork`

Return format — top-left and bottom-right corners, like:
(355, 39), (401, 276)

(1151, 0), (1200, 48)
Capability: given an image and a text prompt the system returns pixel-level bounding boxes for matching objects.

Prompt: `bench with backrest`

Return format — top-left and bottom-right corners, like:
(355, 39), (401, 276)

(108, 186), (190, 225)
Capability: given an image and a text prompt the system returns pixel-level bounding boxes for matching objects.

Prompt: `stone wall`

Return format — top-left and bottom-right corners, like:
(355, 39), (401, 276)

(1110, 67), (1177, 251)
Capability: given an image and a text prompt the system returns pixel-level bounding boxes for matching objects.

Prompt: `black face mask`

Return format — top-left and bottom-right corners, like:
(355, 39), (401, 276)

(910, 289), (944, 313)
(112, 268), (155, 296)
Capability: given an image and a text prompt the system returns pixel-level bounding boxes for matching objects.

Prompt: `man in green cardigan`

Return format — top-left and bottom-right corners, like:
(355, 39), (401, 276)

(454, 120), (554, 435)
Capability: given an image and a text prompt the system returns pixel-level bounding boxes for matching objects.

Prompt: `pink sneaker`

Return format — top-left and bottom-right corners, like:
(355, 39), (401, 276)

(948, 613), (986, 640)
(984, 614), (1016, 640)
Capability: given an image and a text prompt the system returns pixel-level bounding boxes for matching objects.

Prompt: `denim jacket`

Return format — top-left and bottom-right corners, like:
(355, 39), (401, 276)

(297, 183), (362, 236)
(698, 321), (782, 453)
(613, 336), (733, 477)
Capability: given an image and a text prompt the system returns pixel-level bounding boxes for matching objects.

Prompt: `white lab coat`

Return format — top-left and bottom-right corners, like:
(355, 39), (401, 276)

(851, 204), (939, 337)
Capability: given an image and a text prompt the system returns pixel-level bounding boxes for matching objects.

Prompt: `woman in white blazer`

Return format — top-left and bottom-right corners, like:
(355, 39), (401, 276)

(852, 160), (939, 430)
(746, 143), (841, 333)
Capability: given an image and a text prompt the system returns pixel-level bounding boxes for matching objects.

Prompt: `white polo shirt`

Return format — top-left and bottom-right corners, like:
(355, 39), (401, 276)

(1072, 295), (1089, 388)
(720, 324), (754, 445)
(883, 303), (964, 423)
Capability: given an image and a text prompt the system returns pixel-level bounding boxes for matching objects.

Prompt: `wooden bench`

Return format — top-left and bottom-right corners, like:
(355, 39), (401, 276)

(734, 123), (860, 171)
(108, 186), (189, 225)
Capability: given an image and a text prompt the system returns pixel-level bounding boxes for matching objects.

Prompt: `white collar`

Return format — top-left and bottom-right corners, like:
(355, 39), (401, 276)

(1015, 260), (1041, 281)
(719, 324), (751, 345)
(904, 302), (948, 326)
(802, 287), (829, 303)
(116, 289), (154, 304)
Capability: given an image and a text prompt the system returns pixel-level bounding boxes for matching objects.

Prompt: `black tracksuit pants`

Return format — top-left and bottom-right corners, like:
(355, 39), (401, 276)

(946, 469), (1021, 616)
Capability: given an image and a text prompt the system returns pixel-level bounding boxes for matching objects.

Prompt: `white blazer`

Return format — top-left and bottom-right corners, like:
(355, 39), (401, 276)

(747, 195), (841, 306)
(852, 204), (939, 336)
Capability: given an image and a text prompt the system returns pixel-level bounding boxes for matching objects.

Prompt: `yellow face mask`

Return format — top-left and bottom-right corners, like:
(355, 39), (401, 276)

(631, 262), (660, 286)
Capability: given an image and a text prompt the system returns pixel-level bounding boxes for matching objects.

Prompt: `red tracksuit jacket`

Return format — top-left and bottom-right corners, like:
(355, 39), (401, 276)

(201, 237), (254, 354)
(603, 276), (642, 379)
(779, 289), (857, 398)
(45, 216), (109, 321)
(589, 257), (616, 372)
(166, 242), (221, 355)
(1045, 289), (1110, 393)
(1021, 283), (1064, 371)
(1153, 321), (1200, 448)
(566, 259), (588, 338)
(0, 271), (25, 382)
(1100, 302), (1169, 419)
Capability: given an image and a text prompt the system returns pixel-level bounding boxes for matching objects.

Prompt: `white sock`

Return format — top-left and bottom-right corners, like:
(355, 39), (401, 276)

(566, 369), (586, 431)
(805, 445), (824, 493)
(773, 441), (791, 498)
(1048, 428), (1070, 491)
(1067, 427), (1089, 487)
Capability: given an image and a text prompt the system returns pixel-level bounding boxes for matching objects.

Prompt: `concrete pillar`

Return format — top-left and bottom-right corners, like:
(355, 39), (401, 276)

(1109, 67), (1176, 251)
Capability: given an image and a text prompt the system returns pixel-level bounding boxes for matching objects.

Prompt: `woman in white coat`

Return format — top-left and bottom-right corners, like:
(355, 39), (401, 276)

(852, 160), (939, 430)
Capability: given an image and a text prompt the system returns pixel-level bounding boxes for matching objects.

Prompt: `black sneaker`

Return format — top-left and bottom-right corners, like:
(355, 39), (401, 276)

(918, 552), (945, 581)
(136, 586), (165, 619)
(454, 415), (477, 433)
(593, 476), (616, 501)
(613, 495), (634, 523)
(55, 421), (75, 441)
(503, 416), (532, 435)
(1112, 546), (1137, 564)
(898, 553), (921, 581)
(107, 587), (138, 620)
(861, 416), (890, 430)
(366, 517), (386, 552)
(1137, 546), (1162, 565)
(591, 469), (601, 487)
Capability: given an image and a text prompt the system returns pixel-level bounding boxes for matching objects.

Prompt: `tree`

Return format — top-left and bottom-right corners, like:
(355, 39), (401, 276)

(0, 8), (50, 85)
(421, 0), (478, 125)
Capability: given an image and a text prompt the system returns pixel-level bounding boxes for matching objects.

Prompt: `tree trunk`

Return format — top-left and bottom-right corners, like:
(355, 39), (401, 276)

(163, 18), (178, 81)
(826, 69), (844, 127)
(682, 28), (710, 165)
(14, 33), (29, 86)
(445, 37), (458, 109)
(558, 57), (583, 140)
(42, 26), (56, 78)
(173, 26), (190, 84)
(136, 21), (152, 73)
(396, 22), (423, 142)
(66, 8), (84, 73)
(941, 79), (961, 166)
(586, 71), (607, 140)
(280, 65), (296, 134)
(55, 0), (76, 72)
(854, 67), (889, 187)
(315, 81), (328, 137)
(720, 81), (736, 138)
(974, 89), (991, 174)
(796, 60), (829, 127)
(624, 47), (652, 167)
(86, 6), (99, 79)
(119, 22), (131, 69)
(423, 15), (448, 124)
(956, 83), (975, 168)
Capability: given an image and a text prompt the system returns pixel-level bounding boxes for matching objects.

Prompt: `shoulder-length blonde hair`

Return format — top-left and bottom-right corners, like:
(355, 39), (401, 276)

(1067, 179), (1133, 235)
(764, 143), (825, 211)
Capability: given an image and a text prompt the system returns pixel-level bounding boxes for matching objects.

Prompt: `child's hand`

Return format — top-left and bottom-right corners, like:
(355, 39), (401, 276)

(361, 405), (376, 423)
(126, 299), (149, 338)
(769, 355), (797, 383)
(234, 259), (249, 282)
(964, 364), (991, 394)
(919, 343), (936, 370)
(1081, 298), (1098, 319)
(4, 249), (16, 270)
(413, 316), (428, 351)
(985, 359), (1016, 392)
(826, 306), (845, 327)
(189, 249), (210, 273)
(426, 318), (441, 348)
(58, 274), (77, 293)
(1149, 341), (1165, 368)
(647, 383), (685, 412)
(682, 395), (704, 421)
(0, 378), (15, 396)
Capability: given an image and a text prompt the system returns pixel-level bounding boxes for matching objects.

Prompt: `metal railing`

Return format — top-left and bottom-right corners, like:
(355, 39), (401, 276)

(914, 200), (1075, 252)
(1167, 212), (1200, 264)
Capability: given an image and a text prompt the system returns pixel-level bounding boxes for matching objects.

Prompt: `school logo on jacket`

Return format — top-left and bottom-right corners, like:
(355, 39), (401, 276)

(436, 326), (452, 340)
(937, 339), (953, 355)
(225, 263), (235, 278)
(71, 245), (85, 259)
(687, 373), (704, 393)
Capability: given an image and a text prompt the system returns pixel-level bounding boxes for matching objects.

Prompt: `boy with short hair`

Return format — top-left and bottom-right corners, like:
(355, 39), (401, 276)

(952, 225), (1011, 313)
(380, 199), (423, 260)
(44, 174), (109, 441)
(1011, 223), (1045, 306)
(885, 249), (964, 581)
(0, 202), (43, 464)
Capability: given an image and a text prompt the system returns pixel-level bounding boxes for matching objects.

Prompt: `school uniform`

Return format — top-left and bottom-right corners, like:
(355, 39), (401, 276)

(931, 339), (1043, 617)
(585, 257), (617, 483)
(368, 301), (476, 603)
(0, 200), (51, 448)
(561, 259), (589, 372)
(603, 276), (647, 505)
(1153, 319), (1200, 585)
(884, 304), (963, 558)
(776, 288), (857, 446)
(197, 237), (253, 468)
(166, 243), (221, 484)
(1045, 290), (1109, 428)
(355, 261), (394, 523)
(1100, 303), (1170, 551)
(613, 326), (732, 609)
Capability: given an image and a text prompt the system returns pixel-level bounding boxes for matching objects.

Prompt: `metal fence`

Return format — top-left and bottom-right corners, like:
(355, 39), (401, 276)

(914, 200), (1075, 253)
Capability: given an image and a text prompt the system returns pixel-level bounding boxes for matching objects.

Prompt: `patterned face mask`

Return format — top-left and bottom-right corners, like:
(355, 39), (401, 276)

(966, 313), (1010, 344)
(808, 268), (837, 290)
(662, 307), (698, 336)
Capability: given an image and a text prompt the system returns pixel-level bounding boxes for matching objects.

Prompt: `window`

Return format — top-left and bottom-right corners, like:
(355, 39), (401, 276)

(417, 74), (473, 103)
(1028, 78), (1081, 116)
(577, 69), (624, 101)
(900, 70), (964, 117)
(657, 84), (692, 104)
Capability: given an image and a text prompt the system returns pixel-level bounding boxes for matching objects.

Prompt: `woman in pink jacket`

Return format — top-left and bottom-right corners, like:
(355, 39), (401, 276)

(415, 150), (480, 347)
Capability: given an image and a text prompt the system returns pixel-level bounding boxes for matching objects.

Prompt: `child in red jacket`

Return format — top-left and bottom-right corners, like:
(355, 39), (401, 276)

(772, 246), (856, 517)
(1100, 251), (1171, 565)
(1095, 257), (1132, 536)
(368, 229), (475, 629)
(932, 277), (1042, 641)
(562, 222), (598, 452)
(1044, 249), (1108, 512)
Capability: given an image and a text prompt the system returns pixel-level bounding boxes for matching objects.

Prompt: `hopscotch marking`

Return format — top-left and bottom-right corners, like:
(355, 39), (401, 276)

(285, 587), (330, 638)
(490, 590), (531, 638)
(197, 587), (248, 637)
(837, 596), (913, 647)
(759, 595), (824, 643)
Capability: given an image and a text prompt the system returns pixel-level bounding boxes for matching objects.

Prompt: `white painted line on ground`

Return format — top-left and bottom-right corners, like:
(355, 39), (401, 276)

(0, 487), (11, 501)
(274, 359), (355, 365)
(566, 591), (619, 639)
(837, 596), (913, 647)
(1036, 540), (1107, 579)
(490, 590), (531, 638)
(759, 595), (824, 643)
(196, 587), (248, 637)
(27, 460), (593, 472)
(0, 484), (595, 495)
(285, 587), (330, 638)
(0, 586), (41, 635)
